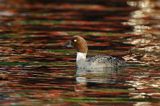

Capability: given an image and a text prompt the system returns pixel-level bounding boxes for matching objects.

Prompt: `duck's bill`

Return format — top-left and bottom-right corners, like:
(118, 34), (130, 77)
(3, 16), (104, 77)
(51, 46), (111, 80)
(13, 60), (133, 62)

(65, 40), (73, 48)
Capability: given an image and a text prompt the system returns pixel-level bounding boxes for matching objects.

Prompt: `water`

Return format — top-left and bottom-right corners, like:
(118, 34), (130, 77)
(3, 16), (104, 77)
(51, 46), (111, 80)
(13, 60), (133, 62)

(0, 0), (160, 105)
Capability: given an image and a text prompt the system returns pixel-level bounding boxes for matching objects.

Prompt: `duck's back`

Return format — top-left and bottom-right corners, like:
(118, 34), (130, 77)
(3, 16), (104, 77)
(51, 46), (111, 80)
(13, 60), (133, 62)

(86, 55), (125, 68)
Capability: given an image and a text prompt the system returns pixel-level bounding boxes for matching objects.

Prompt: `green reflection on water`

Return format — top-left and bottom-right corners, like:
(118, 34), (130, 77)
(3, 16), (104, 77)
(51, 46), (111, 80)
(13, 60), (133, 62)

(18, 20), (64, 25)
(64, 97), (160, 103)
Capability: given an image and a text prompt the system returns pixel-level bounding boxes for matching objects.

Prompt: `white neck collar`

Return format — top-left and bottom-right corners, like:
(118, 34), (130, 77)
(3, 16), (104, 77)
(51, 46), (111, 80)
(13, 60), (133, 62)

(76, 52), (87, 63)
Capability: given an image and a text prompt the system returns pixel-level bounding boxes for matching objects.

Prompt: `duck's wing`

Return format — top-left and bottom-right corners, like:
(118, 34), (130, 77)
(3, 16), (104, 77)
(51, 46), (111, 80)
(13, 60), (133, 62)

(87, 55), (125, 67)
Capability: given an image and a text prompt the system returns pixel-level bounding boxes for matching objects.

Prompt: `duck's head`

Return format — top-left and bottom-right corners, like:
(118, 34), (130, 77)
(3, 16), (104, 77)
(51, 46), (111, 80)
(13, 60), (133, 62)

(66, 36), (88, 54)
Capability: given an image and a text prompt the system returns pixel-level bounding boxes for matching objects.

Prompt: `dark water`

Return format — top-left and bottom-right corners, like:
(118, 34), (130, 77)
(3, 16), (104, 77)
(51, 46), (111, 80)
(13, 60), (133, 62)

(0, 0), (160, 106)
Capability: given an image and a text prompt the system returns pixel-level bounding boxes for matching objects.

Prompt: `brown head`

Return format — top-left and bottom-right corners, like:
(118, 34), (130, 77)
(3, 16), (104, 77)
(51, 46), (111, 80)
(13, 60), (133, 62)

(66, 36), (88, 53)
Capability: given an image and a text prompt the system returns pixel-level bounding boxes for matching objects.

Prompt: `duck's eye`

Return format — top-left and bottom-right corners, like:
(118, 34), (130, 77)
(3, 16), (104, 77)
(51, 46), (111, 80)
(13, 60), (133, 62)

(74, 39), (77, 42)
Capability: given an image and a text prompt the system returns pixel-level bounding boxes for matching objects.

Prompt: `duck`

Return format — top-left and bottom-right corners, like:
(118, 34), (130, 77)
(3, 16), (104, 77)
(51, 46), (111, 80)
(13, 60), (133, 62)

(66, 35), (125, 69)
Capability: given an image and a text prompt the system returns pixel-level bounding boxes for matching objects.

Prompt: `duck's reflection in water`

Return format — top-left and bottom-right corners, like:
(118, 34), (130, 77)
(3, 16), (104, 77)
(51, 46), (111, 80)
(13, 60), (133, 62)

(76, 67), (123, 84)
(75, 67), (125, 93)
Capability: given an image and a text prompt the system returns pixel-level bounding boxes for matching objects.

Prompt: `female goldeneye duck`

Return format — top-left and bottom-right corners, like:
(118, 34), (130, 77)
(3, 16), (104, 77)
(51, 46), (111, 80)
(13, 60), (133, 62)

(67, 35), (125, 69)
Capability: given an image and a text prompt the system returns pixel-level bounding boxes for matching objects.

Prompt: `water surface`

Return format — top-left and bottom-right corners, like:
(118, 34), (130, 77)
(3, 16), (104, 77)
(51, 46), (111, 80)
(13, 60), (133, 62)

(0, 0), (160, 106)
